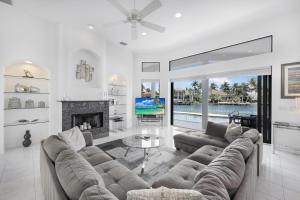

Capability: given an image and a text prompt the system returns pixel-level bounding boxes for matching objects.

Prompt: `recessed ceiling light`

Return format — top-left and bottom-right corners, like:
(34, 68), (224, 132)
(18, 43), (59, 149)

(141, 32), (147, 36)
(247, 50), (253, 53)
(88, 25), (94, 30)
(25, 61), (33, 64)
(175, 12), (182, 18)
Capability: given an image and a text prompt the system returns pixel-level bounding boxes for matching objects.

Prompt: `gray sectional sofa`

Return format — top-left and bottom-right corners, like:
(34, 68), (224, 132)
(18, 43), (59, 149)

(152, 121), (263, 200)
(40, 132), (150, 200)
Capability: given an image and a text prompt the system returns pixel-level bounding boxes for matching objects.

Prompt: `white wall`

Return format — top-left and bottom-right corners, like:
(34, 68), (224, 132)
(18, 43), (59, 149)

(133, 11), (300, 150)
(0, 4), (134, 153)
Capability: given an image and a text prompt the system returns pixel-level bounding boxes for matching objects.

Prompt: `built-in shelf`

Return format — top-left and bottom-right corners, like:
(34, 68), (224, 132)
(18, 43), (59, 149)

(108, 84), (126, 87)
(5, 107), (49, 110)
(4, 92), (50, 94)
(110, 104), (127, 106)
(4, 120), (50, 127)
(4, 75), (49, 80)
(108, 94), (126, 96)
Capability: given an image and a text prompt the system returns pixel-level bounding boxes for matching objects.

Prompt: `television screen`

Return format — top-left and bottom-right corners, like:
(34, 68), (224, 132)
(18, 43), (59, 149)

(135, 98), (165, 115)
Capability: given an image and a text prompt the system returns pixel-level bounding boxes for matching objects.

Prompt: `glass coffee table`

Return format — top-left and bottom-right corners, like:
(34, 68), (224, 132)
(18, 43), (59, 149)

(122, 134), (163, 175)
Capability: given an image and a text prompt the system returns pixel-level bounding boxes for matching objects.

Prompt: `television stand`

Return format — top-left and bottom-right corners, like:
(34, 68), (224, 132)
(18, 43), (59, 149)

(137, 115), (163, 126)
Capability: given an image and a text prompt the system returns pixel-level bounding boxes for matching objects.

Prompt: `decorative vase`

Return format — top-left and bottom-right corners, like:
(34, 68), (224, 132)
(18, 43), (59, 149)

(23, 130), (32, 147)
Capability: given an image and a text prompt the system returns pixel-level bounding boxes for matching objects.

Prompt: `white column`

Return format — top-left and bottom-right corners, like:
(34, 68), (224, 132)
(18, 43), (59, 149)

(202, 79), (209, 130)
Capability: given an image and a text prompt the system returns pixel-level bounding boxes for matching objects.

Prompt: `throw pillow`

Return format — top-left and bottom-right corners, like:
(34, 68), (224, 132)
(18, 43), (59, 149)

(224, 123), (242, 143)
(127, 187), (203, 200)
(225, 137), (254, 160)
(42, 135), (71, 162)
(59, 126), (86, 151)
(242, 129), (259, 143)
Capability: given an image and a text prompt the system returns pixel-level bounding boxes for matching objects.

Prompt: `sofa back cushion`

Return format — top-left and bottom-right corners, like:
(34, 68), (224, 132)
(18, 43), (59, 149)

(242, 129), (259, 143)
(79, 185), (118, 200)
(225, 137), (254, 160)
(195, 148), (245, 196)
(42, 135), (71, 162)
(206, 121), (227, 138)
(55, 149), (104, 200)
(193, 174), (230, 200)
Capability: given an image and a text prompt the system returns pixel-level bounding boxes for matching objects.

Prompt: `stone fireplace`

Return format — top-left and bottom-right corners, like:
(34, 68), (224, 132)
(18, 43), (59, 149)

(61, 101), (109, 139)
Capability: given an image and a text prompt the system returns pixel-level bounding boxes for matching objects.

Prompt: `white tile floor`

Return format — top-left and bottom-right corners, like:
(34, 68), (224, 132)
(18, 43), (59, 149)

(0, 126), (300, 200)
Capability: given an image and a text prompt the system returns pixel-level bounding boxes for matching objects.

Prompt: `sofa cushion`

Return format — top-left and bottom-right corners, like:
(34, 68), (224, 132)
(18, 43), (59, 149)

(242, 129), (259, 143)
(152, 159), (206, 189)
(59, 126), (86, 151)
(224, 123), (242, 143)
(79, 146), (113, 166)
(174, 133), (229, 150)
(205, 121), (227, 138)
(79, 185), (118, 200)
(127, 187), (203, 200)
(94, 160), (149, 200)
(55, 149), (104, 200)
(193, 174), (230, 200)
(195, 148), (245, 196)
(187, 145), (224, 165)
(42, 135), (70, 162)
(225, 137), (254, 160)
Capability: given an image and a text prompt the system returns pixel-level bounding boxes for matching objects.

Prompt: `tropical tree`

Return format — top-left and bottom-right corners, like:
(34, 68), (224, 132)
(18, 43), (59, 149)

(249, 78), (257, 90)
(220, 81), (231, 100)
(210, 82), (218, 90)
(191, 81), (202, 103)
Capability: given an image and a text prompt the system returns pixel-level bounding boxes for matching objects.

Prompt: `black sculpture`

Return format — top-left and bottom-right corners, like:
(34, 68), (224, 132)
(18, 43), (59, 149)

(23, 130), (32, 147)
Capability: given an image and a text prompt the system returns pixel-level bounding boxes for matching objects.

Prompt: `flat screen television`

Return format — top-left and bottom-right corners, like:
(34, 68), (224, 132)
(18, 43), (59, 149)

(135, 98), (165, 115)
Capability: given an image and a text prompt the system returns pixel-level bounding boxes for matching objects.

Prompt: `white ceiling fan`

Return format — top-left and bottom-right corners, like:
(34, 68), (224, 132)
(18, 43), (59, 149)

(106, 0), (165, 40)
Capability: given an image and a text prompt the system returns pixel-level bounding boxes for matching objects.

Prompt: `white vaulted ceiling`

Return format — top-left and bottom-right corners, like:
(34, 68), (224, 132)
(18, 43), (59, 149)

(9, 0), (300, 53)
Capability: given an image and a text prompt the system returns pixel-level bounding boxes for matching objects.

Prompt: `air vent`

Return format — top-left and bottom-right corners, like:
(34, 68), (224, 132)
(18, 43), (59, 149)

(120, 42), (128, 46)
(0, 0), (13, 5)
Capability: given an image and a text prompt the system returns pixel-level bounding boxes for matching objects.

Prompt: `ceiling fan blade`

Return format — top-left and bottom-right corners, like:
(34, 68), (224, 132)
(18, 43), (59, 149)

(0, 0), (13, 5)
(140, 21), (165, 33)
(131, 23), (138, 40)
(139, 0), (162, 18)
(107, 0), (129, 16)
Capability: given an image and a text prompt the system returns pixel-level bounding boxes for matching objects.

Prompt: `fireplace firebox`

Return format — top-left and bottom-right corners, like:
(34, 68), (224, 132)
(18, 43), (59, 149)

(72, 112), (103, 130)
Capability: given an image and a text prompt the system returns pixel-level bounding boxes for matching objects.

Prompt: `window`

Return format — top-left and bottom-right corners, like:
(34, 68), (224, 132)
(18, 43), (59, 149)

(169, 36), (272, 71)
(141, 80), (160, 98)
(142, 62), (160, 72)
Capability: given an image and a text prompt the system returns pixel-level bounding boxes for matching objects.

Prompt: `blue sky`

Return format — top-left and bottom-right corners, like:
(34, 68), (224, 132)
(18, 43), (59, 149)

(174, 75), (256, 90)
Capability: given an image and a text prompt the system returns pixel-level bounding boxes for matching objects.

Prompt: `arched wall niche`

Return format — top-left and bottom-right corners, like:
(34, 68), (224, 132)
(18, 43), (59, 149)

(70, 48), (102, 89)
(2, 61), (50, 151)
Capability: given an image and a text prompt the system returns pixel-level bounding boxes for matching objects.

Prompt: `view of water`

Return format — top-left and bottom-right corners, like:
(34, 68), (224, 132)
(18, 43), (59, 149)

(174, 103), (257, 115)
(173, 103), (257, 128)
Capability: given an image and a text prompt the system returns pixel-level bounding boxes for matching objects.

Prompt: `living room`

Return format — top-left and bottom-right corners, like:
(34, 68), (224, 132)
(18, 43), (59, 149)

(0, 0), (300, 200)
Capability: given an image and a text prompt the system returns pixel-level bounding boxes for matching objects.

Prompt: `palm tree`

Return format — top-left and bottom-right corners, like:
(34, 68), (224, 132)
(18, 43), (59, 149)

(220, 81), (231, 100)
(249, 78), (257, 91)
(210, 82), (218, 90)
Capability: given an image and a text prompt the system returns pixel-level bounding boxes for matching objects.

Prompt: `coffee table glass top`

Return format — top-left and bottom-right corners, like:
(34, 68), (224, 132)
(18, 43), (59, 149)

(122, 134), (163, 149)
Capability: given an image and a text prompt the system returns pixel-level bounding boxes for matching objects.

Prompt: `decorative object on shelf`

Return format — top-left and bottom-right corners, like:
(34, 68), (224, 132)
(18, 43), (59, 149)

(29, 86), (40, 93)
(76, 60), (94, 82)
(281, 61), (300, 98)
(8, 97), (22, 109)
(18, 119), (30, 123)
(25, 99), (34, 109)
(31, 119), (39, 122)
(23, 70), (34, 78)
(22, 130), (32, 147)
(38, 101), (46, 108)
(15, 83), (29, 93)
